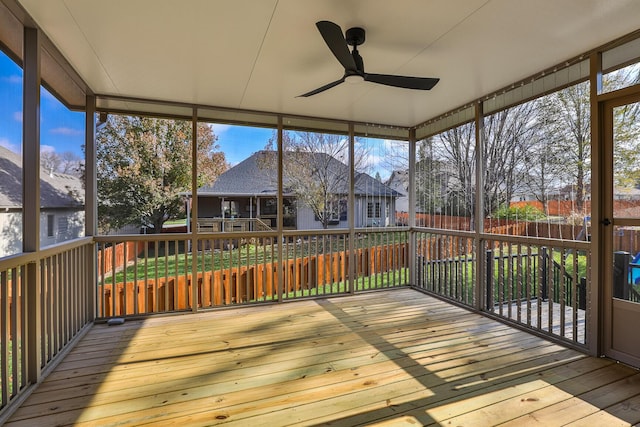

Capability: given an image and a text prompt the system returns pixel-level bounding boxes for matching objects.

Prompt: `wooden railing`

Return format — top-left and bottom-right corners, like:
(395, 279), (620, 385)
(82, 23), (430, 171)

(197, 218), (273, 233)
(0, 220), (595, 421)
(0, 238), (94, 418)
(413, 227), (590, 347)
(96, 229), (409, 317)
(97, 240), (145, 276)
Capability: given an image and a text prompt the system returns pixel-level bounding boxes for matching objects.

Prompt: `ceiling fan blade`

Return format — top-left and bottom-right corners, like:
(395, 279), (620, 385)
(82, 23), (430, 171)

(298, 78), (345, 97)
(316, 21), (357, 71)
(364, 73), (440, 90)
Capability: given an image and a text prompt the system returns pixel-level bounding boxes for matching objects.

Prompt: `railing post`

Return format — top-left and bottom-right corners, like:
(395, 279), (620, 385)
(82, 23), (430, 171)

(486, 249), (493, 310)
(416, 252), (423, 288)
(578, 277), (587, 310)
(541, 247), (548, 300)
(613, 251), (631, 300)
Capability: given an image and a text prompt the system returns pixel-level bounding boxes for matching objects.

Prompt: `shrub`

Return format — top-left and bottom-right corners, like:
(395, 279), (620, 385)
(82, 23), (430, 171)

(494, 204), (546, 221)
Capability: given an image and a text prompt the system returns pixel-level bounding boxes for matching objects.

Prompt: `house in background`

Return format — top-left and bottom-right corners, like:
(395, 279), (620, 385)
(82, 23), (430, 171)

(386, 170), (410, 214)
(0, 146), (84, 257)
(193, 150), (400, 231)
(387, 163), (460, 221)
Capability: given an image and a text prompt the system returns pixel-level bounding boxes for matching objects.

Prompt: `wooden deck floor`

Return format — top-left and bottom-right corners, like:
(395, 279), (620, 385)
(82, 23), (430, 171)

(6, 289), (640, 426)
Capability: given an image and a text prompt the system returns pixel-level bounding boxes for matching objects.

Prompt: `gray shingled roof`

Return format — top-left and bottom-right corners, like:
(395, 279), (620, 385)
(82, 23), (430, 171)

(198, 151), (279, 196)
(197, 151), (400, 198)
(0, 146), (84, 209)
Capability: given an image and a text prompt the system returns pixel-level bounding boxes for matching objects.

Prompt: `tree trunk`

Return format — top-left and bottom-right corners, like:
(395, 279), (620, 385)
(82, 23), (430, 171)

(151, 218), (164, 234)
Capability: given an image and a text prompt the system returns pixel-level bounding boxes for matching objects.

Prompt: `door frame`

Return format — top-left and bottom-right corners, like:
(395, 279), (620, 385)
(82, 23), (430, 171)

(599, 87), (640, 367)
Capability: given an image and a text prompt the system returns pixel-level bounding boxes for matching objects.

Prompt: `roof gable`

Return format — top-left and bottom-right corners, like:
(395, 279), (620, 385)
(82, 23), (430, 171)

(198, 150), (400, 198)
(0, 146), (84, 209)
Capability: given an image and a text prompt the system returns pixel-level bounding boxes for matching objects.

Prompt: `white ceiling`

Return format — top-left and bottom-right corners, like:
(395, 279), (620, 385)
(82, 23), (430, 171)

(16, 0), (640, 128)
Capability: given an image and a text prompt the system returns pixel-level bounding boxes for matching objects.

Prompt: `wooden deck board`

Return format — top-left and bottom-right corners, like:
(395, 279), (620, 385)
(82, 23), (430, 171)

(6, 289), (639, 427)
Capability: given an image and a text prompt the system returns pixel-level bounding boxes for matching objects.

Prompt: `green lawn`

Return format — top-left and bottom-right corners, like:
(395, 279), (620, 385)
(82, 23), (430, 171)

(101, 232), (409, 285)
(417, 246), (589, 306)
(282, 268), (409, 299)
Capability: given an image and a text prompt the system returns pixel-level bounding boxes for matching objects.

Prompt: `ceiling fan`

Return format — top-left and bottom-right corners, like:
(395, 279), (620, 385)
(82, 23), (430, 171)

(299, 20), (440, 97)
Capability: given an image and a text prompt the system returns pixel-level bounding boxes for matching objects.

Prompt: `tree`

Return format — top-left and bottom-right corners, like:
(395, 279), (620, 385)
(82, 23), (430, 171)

(96, 115), (227, 234)
(415, 137), (447, 216)
(421, 102), (536, 226)
(40, 150), (61, 175)
(612, 95), (640, 189)
(534, 69), (640, 215)
(59, 151), (83, 176)
(40, 150), (83, 176)
(519, 111), (565, 215)
(536, 82), (591, 213)
(261, 131), (368, 229)
(482, 103), (537, 215)
(433, 122), (476, 219)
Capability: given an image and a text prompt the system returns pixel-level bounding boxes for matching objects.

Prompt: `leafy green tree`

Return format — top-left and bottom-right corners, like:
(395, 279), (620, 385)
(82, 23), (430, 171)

(96, 115), (227, 234)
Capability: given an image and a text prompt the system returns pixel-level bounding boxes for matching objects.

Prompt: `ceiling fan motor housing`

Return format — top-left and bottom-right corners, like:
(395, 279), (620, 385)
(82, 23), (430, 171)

(345, 27), (365, 46)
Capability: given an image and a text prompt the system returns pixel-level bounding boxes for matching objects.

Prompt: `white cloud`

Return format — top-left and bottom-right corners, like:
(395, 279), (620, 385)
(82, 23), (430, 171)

(41, 145), (56, 153)
(210, 123), (231, 136)
(1, 75), (21, 84)
(50, 127), (83, 136)
(0, 137), (19, 153)
(13, 111), (22, 123)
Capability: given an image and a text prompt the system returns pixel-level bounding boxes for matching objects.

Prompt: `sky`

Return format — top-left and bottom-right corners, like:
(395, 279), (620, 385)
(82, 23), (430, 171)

(211, 123), (273, 166)
(1, 49), (403, 179)
(0, 51), (86, 157)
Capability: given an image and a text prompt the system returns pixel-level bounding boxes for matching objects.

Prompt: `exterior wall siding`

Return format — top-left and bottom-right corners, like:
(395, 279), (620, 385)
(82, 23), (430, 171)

(0, 210), (85, 257)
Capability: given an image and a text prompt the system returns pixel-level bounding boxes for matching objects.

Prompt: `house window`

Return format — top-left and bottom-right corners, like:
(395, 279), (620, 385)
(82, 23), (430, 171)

(367, 202), (381, 218)
(47, 214), (55, 237)
(313, 198), (346, 224)
(222, 200), (238, 217)
(261, 198), (277, 215)
(58, 216), (69, 237)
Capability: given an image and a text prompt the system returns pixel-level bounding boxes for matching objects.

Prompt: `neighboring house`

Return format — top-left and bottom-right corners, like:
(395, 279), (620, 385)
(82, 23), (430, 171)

(0, 146), (84, 257)
(614, 185), (640, 200)
(387, 163), (459, 217)
(192, 150), (400, 230)
(510, 183), (594, 204)
(386, 170), (410, 213)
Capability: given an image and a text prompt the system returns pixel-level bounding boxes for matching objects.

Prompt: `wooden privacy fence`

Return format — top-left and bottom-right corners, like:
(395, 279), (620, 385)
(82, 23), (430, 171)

(97, 241), (146, 276)
(416, 223), (528, 260)
(97, 242), (408, 317)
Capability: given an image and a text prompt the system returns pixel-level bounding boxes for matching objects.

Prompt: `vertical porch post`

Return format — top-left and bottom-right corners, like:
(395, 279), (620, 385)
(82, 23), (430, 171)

(408, 128), (417, 287)
(191, 108), (199, 313)
(348, 123), (355, 294)
(85, 94), (97, 321)
(277, 116), (284, 302)
(474, 101), (486, 311)
(23, 25), (42, 384)
(589, 51), (603, 356)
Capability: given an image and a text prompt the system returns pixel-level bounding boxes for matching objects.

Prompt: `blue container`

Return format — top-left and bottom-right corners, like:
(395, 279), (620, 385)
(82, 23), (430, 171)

(631, 253), (640, 284)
